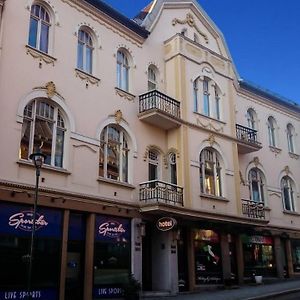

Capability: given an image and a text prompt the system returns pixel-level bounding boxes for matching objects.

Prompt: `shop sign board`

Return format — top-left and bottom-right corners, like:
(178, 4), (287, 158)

(95, 216), (130, 242)
(243, 235), (273, 245)
(93, 286), (123, 298)
(0, 203), (62, 238)
(156, 217), (177, 231)
(0, 288), (57, 300)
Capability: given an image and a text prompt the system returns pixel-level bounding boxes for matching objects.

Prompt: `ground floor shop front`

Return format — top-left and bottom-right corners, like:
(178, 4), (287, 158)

(1, 196), (300, 300)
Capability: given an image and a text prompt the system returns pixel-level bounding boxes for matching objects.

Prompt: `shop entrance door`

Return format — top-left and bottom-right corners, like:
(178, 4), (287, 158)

(142, 222), (152, 290)
(177, 228), (189, 291)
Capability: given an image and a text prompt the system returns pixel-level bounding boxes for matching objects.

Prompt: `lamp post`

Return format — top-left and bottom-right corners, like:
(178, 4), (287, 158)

(27, 151), (46, 299)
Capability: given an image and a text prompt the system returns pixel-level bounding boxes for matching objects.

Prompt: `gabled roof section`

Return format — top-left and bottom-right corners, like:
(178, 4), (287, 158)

(239, 79), (300, 113)
(84, 0), (149, 38)
(133, 1), (156, 25)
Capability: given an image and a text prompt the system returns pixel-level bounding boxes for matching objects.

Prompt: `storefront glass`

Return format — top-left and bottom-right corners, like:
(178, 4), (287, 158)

(291, 239), (300, 273)
(93, 216), (131, 299)
(194, 229), (222, 284)
(0, 202), (62, 300)
(242, 235), (276, 277)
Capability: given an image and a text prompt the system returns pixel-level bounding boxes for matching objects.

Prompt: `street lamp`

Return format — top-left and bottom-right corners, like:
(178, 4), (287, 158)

(27, 151), (46, 298)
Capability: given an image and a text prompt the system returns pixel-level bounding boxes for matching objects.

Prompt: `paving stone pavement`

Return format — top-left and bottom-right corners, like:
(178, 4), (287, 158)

(145, 279), (300, 300)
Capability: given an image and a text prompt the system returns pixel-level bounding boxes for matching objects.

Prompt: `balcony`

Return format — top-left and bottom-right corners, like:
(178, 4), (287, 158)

(138, 90), (181, 130)
(242, 199), (265, 220)
(139, 180), (183, 206)
(236, 124), (262, 153)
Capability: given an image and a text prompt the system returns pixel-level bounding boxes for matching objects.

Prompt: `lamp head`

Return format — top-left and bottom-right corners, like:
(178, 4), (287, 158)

(29, 151), (46, 169)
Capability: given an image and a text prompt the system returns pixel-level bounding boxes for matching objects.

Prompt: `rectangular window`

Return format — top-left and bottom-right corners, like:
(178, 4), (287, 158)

(77, 43), (84, 70)
(40, 23), (49, 53)
(55, 128), (64, 168)
(117, 63), (121, 89)
(86, 47), (92, 74)
(28, 17), (38, 48)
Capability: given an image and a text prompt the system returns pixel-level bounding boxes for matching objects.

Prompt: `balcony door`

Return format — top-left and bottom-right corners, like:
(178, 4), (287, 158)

(148, 150), (159, 187)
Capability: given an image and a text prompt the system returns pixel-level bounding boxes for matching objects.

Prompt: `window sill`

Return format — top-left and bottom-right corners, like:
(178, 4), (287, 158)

(289, 152), (300, 160)
(75, 68), (100, 86)
(269, 145), (282, 154)
(115, 87), (135, 101)
(200, 193), (229, 202)
(97, 177), (135, 189)
(283, 210), (299, 216)
(17, 159), (71, 175)
(26, 45), (57, 66)
(193, 111), (226, 125)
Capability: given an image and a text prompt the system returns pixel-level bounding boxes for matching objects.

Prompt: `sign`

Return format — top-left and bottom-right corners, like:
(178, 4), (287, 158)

(95, 216), (130, 242)
(0, 288), (57, 300)
(156, 217), (177, 231)
(93, 286), (123, 299)
(194, 229), (219, 243)
(242, 235), (273, 245)
(0, 203), (62, 238)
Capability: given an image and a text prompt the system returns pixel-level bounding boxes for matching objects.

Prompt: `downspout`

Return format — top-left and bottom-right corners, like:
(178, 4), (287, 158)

(0, 0), (5, 59)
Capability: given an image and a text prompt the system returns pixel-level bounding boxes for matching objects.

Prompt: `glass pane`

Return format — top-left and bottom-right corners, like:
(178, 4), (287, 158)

(40, 23), (49, 53)
(122, 149), (128, 183)
(216, 168), (222, 197)
(193, 81), (198, 112)
(148, 81), (156, 91)
(148, 163), (157, 181)
(283, 187), (291, 210)
(20, 119), (31, 160)
(123, 67), (129, 91)
(55, 128), (64, 167)
(28, 17), (38, 48)
(252, 181), (260, 202)
(77, 42), (83, 70)
(34, 119), (53, 165)
(203, 94), (209, 116)
(117, 63), (121, 88)
(99, 142), (105, 177)
(86, 47), (92, 74)
(107, 142), (120, 180)
(215, 98), (220, 120)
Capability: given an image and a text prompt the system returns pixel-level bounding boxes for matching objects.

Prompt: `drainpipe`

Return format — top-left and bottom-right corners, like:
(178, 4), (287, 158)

(0, 0), (5, 59)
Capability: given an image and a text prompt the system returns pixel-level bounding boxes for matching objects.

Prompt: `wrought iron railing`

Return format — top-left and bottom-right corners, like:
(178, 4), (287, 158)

(139, 180), (183, 206)
(236, 124), (259, 145)
(139, 90), (181, 119)
(242, 199), (265, 219)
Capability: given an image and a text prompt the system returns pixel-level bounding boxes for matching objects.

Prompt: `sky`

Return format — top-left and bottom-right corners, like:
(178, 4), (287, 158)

(102, 0), (300, 104)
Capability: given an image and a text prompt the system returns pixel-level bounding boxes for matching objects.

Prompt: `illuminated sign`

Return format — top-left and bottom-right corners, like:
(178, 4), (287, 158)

(156, 217), (177, 231)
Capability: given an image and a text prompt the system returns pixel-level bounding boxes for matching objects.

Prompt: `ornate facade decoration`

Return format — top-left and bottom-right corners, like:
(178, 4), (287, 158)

(26, 45), (56, 67)
(45, 81), (56, 98)
(253, 156), (260, 167)
(289, 152), (300, 160)
(172, 13), (209, 44)
(269, 145), (282, 156)
(283, 165), (290, 175)
(114, 110), (123, 124)
(115, 87), (135, 101)
(75, 69), (100, 87)
(196, 118), (223, 132)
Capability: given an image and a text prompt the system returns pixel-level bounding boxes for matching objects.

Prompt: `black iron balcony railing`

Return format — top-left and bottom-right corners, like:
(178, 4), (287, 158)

(139, 180), (183, 206)
(139, 90), (181, 119)
(236, 124), (259, 145)
(242, 199), (265, 219)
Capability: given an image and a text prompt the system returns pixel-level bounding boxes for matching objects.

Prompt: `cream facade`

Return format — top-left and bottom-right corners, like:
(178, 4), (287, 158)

(0, 0), (299, 299)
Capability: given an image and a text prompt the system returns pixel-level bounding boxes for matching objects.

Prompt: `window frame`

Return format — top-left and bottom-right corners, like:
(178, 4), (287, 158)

(19, 99), (66, 168)
(248, 168), (265, 203)
(116, 50), (130, 92)
(287, 124), (295, 153)
(77, 28), (94, 74)
(267, 117), (276, 147)
(147, 65), (157, 91)
(281, 176), (296, 212)
(28, 3), (51, 54)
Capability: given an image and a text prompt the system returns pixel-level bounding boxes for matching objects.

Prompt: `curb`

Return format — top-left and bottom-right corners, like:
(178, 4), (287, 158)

(246, 287), (300, 300)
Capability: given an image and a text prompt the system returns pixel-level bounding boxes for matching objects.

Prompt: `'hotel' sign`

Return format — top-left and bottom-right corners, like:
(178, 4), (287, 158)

(156, 217), (177, 231)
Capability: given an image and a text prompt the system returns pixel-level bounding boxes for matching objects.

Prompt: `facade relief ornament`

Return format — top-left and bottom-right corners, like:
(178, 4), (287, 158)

(172, 13), (209, 44)
(283, 165), (290, 175)
(289, 152), (300, 160)
(196, 118), (223, 132)
(26, 45), (56, 68)
(45, 81), (56, 98)
(269, 145), (282, 156)
(253, 156), (260, 167)
(115, 87), (135, 101)
(75, 69), (100, 88)
(114, 110), (123, 124)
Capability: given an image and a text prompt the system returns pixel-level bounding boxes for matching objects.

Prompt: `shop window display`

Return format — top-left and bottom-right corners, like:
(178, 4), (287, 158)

(194, 229), (222, 284)
(291, 240), (300, 273)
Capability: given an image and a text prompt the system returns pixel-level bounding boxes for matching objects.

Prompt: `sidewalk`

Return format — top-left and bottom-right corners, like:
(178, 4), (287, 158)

(145, 279), (300, 300)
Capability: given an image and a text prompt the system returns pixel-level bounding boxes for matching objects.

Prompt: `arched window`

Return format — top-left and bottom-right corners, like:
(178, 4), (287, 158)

(117, 50), (130, 91)
(287, 124), (295, 153)
(148, 65), (157, 91)
(200, 148), (222, 196)
(99, 125), (129, 182)
(168, 152), (177, 185)
(20, 99), (66, 168)
(77, 28), (93, 74)
(193, 77), (222, 120)
(281, 176), (295, 212)
(248, 168), (265, 203)
(247, 109), (256, 130)
(28, 4), (51, 53)
(267, 117), (276, 147)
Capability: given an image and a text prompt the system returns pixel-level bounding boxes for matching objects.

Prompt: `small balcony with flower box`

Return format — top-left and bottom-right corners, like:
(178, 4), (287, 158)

(236, 124), (262, 153)
(138, 90), (182, 130)
(139, 180), (183, 206)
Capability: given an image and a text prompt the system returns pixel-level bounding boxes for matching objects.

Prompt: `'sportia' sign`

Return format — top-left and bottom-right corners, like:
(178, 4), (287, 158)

(156, 217), (177, 231)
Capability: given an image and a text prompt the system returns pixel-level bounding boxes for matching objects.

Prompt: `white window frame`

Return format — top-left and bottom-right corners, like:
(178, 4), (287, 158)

(248, 168), (265, 203)
(117, 50), (130, 91)
(287, 124), (295, 153)
(281, 176), (295, 212)
(148, 66), (157, 91)
(267, 117), (276, 147)
(77, 28), (94, 74)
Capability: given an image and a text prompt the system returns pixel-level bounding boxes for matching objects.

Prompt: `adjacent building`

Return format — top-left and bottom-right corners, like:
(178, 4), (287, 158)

(0, 0), (299, 299)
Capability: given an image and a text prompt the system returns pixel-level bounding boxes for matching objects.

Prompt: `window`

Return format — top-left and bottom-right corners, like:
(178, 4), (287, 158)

(20, 99), (66, 168)
(193, 77), (221, 120)
(267, 117), (276, 147)
(148, 65), (157, 91)
(168, 152), (177, 185)
(99, 125), (129, 182)
(200, 148), (222, 197)
(287, 124), (295, 153)
(281, 176), (295, 212)
(148, 150), (159, 182)
(28, 4), (51, 53)
(248, 168), (265, 203)
(247, 109), (256, 130)
(77, 29), (93, 74)
(117, 50), (130, 91)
